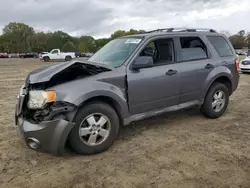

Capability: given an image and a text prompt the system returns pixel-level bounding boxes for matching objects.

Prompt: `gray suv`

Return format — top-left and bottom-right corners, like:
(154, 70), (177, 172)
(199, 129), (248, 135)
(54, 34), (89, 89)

(15, 28), (240, 156)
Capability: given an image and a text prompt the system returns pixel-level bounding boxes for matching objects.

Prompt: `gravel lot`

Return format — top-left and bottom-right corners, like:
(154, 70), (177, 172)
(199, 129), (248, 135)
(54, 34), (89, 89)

(0, 58), (249, 188)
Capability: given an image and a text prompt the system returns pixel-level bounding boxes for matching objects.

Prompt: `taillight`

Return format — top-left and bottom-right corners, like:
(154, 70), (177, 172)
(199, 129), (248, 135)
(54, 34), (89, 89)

(235, 58), (240, 72)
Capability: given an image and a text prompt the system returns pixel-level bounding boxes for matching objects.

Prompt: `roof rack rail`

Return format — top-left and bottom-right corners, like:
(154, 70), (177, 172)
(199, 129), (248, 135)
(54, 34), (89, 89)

(146, 27), (217, 33)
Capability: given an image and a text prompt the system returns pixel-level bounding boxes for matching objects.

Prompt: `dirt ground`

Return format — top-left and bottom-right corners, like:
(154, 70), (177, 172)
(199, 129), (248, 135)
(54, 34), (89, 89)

(0, 58), (249, 188)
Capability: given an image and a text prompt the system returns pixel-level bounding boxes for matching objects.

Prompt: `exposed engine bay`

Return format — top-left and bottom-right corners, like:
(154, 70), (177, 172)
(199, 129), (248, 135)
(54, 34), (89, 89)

(26, 102), (77, 123)
(27, 62), (112, 90)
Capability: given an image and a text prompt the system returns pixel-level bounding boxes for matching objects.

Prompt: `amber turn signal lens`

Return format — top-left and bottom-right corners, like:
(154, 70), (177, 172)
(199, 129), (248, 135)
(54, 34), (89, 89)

(46, 91), (56, 102)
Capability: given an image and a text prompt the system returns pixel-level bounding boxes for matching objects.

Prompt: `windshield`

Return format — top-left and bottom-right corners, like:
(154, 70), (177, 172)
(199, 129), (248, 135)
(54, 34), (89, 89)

(89, 37), (143, 67)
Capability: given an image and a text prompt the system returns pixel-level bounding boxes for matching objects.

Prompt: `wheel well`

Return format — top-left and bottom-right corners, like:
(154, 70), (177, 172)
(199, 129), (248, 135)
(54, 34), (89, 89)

(78, 96), (124, 125)
(211, 76), (232, 95)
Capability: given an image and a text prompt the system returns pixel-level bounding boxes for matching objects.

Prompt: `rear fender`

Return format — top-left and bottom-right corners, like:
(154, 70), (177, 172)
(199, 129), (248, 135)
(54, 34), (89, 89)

(202, 66), (233, 98)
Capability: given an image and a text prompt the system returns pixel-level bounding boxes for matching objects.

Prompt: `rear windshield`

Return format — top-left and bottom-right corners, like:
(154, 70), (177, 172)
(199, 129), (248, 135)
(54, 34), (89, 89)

(207, 36), (234, 57)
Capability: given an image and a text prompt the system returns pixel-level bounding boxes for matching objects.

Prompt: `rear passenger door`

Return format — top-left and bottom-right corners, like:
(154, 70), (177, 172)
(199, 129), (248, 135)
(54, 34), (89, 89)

(176, 35), (215, 104)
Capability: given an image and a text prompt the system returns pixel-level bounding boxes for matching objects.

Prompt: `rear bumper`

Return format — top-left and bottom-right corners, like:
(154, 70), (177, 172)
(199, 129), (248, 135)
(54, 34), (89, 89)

(15, 114), (74, 156)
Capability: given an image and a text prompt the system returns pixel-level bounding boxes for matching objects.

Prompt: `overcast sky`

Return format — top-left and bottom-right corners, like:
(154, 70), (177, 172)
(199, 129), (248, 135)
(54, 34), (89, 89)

(0, 0), (249, 38)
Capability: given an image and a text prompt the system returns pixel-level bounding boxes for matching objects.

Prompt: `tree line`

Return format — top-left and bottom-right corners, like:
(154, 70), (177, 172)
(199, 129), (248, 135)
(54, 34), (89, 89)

(0, 22), (249, 53)
(0, 22), (145, 53)
(228, 30), (250, 49)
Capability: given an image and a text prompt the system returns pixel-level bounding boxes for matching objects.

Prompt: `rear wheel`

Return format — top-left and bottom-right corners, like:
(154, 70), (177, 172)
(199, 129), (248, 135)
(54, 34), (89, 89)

(69, 102), (120, 155)
(201, 82), (229, 118)
(65, 56), (72, 61)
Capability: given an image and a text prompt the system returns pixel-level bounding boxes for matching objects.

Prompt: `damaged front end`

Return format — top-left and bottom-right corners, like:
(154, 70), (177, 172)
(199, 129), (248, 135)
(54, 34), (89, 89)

(26, 60), (113, 87)
(24, 101), (77, 124)
(15, 60), (113, 155)
(24, 60), (113, 122)
(14, 84), (76, 155)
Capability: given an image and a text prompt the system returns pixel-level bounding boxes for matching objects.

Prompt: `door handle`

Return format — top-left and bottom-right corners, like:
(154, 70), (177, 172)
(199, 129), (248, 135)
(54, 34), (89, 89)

(165, 69), (177, 76)
(205, 64), (214, 69)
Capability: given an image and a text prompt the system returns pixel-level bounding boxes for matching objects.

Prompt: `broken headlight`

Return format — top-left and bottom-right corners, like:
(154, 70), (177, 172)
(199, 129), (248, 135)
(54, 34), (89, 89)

(27, 90), (56, 109)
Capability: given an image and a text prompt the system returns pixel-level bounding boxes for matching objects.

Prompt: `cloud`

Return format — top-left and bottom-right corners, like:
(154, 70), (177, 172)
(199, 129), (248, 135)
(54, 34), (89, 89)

(0, 0), (112, 36)
(0, 0), (249, 38)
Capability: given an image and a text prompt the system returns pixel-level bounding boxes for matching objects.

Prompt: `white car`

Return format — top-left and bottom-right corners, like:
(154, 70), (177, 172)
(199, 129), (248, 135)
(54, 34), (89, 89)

(239, 56), (250, 73)
(41, 49), (76, 62)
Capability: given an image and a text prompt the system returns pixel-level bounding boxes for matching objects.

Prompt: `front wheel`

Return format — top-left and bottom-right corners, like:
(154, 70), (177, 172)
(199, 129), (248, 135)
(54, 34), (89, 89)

(201, 82), (229, 118)
(43, 56), (50, 62)
(69, 102), (120, 155)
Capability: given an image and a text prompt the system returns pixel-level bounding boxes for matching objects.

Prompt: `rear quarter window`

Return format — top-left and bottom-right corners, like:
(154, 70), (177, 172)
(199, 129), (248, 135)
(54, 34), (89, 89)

(207, 36), (234, 57)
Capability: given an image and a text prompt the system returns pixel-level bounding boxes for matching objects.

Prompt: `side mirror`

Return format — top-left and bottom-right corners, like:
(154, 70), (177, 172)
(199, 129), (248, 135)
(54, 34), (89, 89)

(132, 56), (154, 70)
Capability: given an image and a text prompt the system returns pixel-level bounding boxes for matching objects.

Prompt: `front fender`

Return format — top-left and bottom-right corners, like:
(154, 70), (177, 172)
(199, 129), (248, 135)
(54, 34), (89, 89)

(48, 79), (130, 119)
(73, 89), (129, 119)
(202, 66), (233, 98)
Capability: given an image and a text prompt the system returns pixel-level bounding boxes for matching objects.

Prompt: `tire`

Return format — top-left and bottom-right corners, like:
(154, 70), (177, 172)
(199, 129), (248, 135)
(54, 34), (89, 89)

(65, 56), (72, 61)
(43, 56), (50, 62)
(201, 82), (229, 119)
(69, 102), (120, 155)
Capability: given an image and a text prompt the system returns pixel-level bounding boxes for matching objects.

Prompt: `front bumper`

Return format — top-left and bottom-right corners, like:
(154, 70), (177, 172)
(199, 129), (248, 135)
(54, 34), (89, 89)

(240, 64), (250, 72)
(240, 69), (250, 73)
(15, 85), (75, 156)
(15, 113), (74, 156)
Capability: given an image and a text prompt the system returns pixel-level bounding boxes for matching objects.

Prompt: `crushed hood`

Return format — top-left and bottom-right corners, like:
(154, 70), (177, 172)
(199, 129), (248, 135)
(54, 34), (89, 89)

(26, 60), (114, 85)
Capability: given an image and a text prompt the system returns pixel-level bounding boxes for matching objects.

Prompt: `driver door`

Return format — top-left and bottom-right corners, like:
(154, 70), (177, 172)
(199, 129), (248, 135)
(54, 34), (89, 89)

(50, 49), (60, 60)
(127, 37), (181, 115)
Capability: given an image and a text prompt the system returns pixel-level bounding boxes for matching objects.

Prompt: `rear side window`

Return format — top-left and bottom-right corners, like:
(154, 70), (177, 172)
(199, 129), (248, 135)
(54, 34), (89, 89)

(207, 36), (233, 57)
(179, 37), (208, 61)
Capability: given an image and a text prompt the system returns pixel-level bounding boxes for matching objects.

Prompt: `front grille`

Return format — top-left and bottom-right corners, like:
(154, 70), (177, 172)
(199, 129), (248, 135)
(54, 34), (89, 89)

(16, 86), (28, 116)
(241, 61), (250, 65)
(16, 95), (25, 116)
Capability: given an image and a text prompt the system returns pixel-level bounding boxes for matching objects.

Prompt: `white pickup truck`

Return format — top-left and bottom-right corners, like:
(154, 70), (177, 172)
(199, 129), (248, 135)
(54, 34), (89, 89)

(41, 49), (76, 62)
